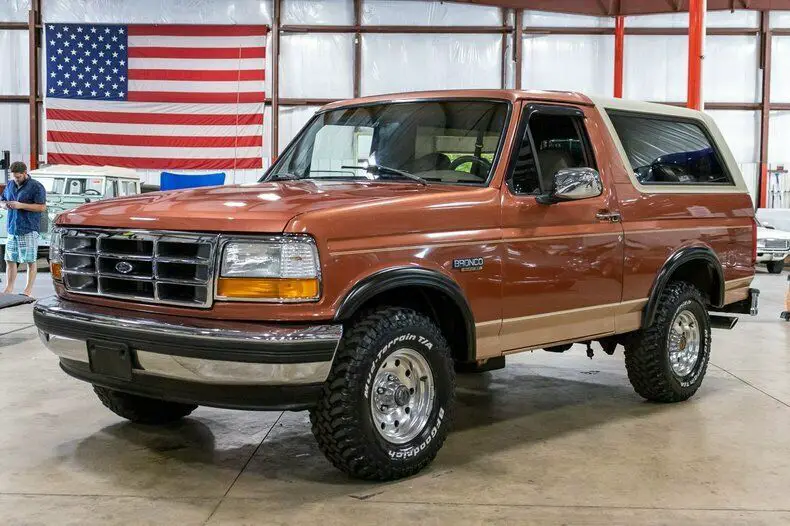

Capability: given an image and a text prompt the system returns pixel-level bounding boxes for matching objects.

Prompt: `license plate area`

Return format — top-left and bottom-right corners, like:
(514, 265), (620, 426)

(88, 339), (133, 380)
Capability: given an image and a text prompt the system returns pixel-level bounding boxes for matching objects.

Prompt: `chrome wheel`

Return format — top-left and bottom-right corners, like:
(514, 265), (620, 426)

(668, 309), (701, 377)
(370, 348), (435, 445)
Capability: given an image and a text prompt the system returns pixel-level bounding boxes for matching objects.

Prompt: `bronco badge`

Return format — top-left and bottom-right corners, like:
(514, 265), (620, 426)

(452, 257), (484, 272)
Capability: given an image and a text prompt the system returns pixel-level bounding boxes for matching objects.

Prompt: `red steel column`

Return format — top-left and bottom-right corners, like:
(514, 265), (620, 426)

(687, 0), (706, 110)
(614, 16), (624, 98)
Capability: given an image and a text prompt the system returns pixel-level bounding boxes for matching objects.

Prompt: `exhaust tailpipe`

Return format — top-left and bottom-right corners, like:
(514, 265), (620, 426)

(710, 314), (738, 330)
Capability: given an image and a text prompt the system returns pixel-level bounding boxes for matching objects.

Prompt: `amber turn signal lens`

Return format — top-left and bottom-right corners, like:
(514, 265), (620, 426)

(216, 277), (319, 300)
(50, 262), (63, 281)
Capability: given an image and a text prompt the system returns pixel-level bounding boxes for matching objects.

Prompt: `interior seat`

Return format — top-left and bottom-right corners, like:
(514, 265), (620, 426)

(537, 149), (575, 192)
(406, 152), (452, 173)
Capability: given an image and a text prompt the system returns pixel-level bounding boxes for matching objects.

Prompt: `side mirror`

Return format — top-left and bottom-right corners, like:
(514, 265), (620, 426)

(536, 167), (603, 205)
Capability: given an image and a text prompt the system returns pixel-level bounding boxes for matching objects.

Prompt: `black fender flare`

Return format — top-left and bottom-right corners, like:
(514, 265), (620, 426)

(334, 267), (476, 361)
(642, 246), (725, 327)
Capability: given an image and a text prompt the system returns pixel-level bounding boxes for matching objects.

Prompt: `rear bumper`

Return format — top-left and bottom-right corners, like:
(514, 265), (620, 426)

(713, 287), (760, 316)
(33, 296), (343, 410)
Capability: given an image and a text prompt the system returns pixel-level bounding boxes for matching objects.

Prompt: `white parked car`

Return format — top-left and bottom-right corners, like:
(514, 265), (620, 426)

(756, 217), (790, 274)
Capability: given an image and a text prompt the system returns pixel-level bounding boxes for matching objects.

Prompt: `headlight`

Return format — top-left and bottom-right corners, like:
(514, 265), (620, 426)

(49, 228), (63, 281)
(216, 237), (320, 301)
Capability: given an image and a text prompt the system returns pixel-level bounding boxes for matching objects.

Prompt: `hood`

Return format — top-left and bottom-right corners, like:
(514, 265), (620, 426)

(56, 180), (462, 233)
(758, 226), (790, 241)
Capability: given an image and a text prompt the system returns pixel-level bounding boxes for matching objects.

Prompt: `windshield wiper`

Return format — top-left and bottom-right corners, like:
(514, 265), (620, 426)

(341, 164), (427, 186)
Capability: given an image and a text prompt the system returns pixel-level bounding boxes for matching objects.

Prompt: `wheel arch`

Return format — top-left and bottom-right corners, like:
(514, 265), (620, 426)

(643, 246), (725, 327)
(334, 267), (476, 363)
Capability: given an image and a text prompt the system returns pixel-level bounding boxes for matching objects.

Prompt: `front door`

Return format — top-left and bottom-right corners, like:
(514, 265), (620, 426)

(499, 103), (624, 352)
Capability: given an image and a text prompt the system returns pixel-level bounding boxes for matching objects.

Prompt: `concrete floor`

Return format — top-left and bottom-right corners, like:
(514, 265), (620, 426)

(0, 271), (789, 525)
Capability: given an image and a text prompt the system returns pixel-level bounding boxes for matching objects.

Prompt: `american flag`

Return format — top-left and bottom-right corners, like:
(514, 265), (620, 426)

(45, 23), (267, 170)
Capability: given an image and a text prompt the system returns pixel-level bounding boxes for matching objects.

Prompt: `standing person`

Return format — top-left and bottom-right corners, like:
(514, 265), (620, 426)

(1, 162), (47, 297)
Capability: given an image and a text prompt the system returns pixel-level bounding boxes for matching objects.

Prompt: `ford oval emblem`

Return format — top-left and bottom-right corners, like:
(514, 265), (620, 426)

(115, 261), (134, 274)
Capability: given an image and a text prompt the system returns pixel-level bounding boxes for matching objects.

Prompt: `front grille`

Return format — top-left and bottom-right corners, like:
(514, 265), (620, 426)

(59, 229), (219, 308)
(765, 239), (790, 250)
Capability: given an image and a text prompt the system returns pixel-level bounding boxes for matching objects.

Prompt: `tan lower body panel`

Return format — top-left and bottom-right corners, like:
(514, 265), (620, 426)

(724, 277), (753, 305)
(614, 298), (648, 333)
(474, 277), (752, 360)
(475, 320), (502, 360)
(476, 298), (648, 359)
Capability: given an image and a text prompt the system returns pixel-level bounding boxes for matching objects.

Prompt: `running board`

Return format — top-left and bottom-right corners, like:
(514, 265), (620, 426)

(710, 314), (738, 330)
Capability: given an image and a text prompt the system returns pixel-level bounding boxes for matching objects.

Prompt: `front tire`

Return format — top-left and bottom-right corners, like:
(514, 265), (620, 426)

(310, 307), (455, 481)
(93, 386), (197, 425)
(624, 282), (711, 403)
(767, 260), (785, 274)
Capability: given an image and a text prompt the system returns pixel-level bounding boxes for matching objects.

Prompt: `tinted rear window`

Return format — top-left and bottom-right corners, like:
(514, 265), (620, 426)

(606, 111), (732, 186)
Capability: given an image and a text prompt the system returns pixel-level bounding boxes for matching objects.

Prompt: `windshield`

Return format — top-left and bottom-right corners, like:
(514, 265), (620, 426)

(264, 100), (509, 185)
(40, 177), (105, 196)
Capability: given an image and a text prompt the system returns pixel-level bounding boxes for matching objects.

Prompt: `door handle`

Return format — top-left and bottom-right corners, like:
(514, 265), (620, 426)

(596, 211), (622, 223)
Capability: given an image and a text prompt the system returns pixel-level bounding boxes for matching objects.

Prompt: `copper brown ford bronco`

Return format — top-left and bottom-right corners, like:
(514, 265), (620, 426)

(34, 90), (759, 481)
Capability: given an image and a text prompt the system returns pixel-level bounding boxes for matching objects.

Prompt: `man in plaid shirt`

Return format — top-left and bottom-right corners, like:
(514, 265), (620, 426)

(1, 162), (47, 297)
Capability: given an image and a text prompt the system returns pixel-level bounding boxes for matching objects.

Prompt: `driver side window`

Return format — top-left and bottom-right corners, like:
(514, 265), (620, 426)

(510, 108), (595, 195)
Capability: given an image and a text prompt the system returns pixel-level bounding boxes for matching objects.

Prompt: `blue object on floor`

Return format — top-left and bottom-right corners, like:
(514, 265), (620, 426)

(160, 172), (226, 191)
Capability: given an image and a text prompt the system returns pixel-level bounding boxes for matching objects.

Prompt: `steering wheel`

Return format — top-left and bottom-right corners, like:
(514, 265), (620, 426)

(83, 189), (101, 196)
(449, 155), (492, 177)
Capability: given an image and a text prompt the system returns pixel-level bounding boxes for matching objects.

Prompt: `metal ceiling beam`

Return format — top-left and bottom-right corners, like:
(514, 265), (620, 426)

(447, 0), (790, 15)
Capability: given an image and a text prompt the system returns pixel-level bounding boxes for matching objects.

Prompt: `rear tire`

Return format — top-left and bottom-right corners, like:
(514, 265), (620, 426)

(767, 260), (785, 274)
(624, 282), (711, 403)
(310, 307), (455, 481)
(93, 386), (197, 425)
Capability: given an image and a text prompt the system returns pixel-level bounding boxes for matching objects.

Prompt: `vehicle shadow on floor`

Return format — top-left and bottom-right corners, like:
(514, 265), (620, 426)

(0, 329), (39, 349)
(68, 361), (699, 494)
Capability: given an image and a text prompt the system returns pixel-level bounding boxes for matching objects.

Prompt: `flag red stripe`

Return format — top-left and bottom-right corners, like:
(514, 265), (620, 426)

(48, 131), (263, 148)
(48, 153), (263, 170)
(127, 91), (266, 103)
(128, 47), (266, 59)
(128, 24), (268, 37)
(47, 108), (264, 126)
(128, 69), (265, 81)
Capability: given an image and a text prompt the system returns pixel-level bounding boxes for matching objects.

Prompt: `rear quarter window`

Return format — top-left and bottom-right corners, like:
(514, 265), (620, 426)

(606, 111), (733, 186)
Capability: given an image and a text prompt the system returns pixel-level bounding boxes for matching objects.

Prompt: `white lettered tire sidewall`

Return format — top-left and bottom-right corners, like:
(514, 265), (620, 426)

(357, 326), (453, 467)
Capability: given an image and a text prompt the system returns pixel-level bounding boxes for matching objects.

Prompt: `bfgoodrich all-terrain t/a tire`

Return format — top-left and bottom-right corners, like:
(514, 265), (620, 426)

(624, 281), (712, 403)
(309, 307), (455, 481)
(93, 386), (198, 425)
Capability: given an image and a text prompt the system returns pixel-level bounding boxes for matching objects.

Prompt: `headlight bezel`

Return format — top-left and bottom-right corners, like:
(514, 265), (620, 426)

(214, 234), (322, 303)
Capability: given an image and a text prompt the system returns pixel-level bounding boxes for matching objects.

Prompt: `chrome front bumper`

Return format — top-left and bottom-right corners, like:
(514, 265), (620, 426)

(757, 251), (789, 262)
(34, 296), (343, 389)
